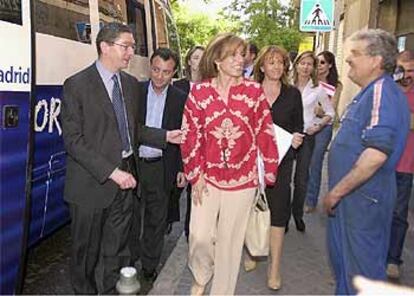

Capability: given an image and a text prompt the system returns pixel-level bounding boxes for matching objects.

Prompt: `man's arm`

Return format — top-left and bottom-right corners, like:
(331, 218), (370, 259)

(323, 147), (387, 215)
(137, 125), (182, 148)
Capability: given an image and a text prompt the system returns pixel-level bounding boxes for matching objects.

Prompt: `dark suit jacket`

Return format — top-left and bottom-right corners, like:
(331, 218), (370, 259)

(173, 78), (191, 96)
(61, 63), (166, 209)
(137, 81), (186, 191)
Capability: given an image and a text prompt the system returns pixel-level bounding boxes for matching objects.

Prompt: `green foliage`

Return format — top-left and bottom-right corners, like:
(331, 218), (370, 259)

(223, 0), (303, 52)
(171, 1), (239, 58)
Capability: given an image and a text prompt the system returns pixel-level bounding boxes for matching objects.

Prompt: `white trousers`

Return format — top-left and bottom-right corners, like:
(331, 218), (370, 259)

(188, 183), (256, 295)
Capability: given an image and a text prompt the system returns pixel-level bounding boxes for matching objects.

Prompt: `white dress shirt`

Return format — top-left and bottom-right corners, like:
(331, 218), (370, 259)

(301, 79), (334, 131)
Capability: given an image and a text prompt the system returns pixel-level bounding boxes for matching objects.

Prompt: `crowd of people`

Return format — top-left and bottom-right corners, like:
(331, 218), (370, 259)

(61, 22), (413, 295)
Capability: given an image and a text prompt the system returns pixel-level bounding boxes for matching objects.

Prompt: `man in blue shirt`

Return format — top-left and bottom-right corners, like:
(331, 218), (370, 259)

(322, 29), (410, 295)
(130, 48), (187, 287)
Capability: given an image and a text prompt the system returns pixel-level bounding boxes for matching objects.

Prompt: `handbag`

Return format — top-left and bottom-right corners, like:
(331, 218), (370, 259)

(245, 188), (270, 257)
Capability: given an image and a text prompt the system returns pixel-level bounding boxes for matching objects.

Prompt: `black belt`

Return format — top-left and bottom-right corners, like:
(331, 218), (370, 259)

(139, 156), (162, 163)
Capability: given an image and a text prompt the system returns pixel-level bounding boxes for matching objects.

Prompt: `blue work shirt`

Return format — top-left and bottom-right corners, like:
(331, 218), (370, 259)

(329, 74), (409, 196)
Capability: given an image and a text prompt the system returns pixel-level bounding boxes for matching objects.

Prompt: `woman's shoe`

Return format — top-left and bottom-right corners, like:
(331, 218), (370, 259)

(304, 206), (316, 214)
(267, 227), (284, 291)
(243, 255), (257, 272)
(191, 281), (205, 295)
(294, 217), (306, 232)
(268, 276), (282, 290)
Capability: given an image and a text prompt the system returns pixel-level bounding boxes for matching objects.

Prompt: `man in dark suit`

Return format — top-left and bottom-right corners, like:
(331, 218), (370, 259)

(61, 23), (181, 294)
(132, 48), (186, 283)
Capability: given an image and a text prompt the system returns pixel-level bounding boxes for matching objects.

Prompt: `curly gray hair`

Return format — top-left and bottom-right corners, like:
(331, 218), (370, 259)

(350, 29), (397, 74)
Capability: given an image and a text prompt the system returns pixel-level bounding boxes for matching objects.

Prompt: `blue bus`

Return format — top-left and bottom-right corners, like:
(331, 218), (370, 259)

(0, 0), (180, 293)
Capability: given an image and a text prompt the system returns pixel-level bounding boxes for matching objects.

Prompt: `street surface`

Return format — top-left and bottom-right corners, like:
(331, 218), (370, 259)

(23, 161), (414, 294)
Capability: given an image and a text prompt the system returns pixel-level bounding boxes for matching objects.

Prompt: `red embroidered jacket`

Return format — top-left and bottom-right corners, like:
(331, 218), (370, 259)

(181, 79), (279, 191)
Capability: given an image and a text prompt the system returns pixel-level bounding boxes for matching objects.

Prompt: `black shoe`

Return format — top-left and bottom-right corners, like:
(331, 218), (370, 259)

(294, 218), (306, 232)
(142, 269), (158, 283)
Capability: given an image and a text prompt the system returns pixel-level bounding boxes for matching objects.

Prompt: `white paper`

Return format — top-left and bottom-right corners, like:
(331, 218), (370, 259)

(273, 124), (293, 162)
(257, 124), (293, 191)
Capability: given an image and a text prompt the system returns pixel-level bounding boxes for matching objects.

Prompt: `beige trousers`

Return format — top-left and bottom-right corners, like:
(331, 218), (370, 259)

(188, 183), (256, 295)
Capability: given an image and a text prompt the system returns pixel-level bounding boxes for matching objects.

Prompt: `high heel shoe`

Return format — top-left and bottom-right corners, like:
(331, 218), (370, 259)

(268, 275), (282, 290)
(244, 256), (257, 272)
(191, 281), (205, 295)
(267, 227), (284, 290)
(294, 217), (306, 232)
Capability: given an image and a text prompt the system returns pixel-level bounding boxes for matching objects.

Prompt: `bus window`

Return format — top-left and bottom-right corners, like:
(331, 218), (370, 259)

(154, 1), (168, 48)
(34, 0), (91, 43)
(127, 0), (148, 57)
(0, 0), (22, 25)
(98, 0), (127, 24)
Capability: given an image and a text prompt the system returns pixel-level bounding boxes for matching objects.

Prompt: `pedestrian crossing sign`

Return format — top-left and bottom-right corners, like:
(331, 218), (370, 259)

(300, 0), (334, 32)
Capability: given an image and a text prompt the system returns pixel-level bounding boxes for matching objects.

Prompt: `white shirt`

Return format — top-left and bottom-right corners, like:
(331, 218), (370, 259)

(301, 79), (334, 131)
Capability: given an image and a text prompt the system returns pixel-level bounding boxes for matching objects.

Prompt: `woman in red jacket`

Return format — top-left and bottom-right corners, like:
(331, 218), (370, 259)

(180, 33), (279, 295)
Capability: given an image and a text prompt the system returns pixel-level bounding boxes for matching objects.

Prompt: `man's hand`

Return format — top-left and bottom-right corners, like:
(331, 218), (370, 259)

(109, 168), (137, 190)
(176, 172), (187, 188)
(291, 132), (304, 149)
(322, 148), (388, 216)
(192, 175), (208, 206)
(166, 130), (182, 144)
(323, 191), (342, 216)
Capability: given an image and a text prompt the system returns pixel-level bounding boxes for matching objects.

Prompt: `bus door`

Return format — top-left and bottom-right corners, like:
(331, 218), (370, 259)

(0, 0), (33, 294)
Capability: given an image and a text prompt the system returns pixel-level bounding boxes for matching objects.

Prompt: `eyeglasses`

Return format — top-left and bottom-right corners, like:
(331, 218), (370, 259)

(112, 42), (136, 51)
(151, 66), (175, 76)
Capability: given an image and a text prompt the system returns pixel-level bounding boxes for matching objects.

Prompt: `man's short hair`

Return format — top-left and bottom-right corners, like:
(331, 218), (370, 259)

(350, 29), (397, 74)
(96, 22), (133, 56)
(150, 47), (179, 70)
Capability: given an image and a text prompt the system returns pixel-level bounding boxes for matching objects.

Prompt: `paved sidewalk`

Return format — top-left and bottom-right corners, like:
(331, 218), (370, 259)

(151, 167), (414, 295)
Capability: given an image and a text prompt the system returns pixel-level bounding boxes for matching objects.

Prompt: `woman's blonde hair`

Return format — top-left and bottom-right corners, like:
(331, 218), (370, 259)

(253, 45), (290, 85)
(199, 33), (246, 80)
(292, 50), (318, 87)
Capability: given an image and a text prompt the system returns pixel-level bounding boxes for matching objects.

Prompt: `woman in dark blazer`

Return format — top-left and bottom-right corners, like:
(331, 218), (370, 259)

(244, 45), (304, 291)
(167, 45), (205, 236)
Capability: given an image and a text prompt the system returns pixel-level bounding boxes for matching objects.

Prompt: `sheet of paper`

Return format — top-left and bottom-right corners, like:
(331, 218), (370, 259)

(257, 124), (293, 190)
(273, 124), (293, 162)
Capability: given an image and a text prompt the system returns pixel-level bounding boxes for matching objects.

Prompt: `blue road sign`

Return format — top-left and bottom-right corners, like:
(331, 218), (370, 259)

(300, 0), (334, 32)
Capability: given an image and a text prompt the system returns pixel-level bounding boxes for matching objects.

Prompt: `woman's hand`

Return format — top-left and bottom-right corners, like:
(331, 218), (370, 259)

(314, 104), (325, 118)
(192, 174), (208, 206)
(291, 132), (304, 149)
(306, 124), (321, 136)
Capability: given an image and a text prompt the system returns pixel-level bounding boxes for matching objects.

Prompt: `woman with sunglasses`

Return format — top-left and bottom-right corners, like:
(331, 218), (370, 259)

(305, 51), (342, 213)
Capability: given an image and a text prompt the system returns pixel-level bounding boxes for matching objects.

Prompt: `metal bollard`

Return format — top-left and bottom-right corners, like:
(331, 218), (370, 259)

(116, 267), (141, 295)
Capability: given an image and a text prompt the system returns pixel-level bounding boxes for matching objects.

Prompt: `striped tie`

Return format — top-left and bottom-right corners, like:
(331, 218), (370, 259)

(112, 74), (130, 152)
